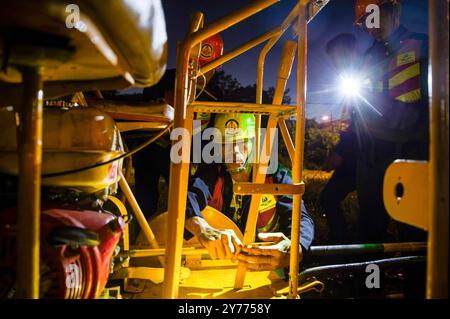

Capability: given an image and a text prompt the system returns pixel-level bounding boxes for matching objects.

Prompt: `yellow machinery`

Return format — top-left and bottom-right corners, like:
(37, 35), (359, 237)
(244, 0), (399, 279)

(0, 0), (168, 298)
(0, 107), (124, 193)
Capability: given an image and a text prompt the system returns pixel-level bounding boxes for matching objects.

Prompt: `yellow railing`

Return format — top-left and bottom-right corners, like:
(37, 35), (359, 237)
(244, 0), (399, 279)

(163, 0), (329, 299)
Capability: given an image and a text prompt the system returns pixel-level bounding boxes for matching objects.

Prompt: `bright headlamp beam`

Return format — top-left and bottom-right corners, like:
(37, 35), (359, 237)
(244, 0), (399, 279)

(339, 74), (361, 97)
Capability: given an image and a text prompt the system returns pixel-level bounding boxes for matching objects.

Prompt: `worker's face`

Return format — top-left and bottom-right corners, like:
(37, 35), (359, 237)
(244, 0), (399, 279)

(222, 139), (253, 172)
(362, 4), (401, 42)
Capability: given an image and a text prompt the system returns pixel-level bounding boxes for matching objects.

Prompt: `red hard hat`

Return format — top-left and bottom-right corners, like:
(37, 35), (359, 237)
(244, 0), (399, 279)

(198, 33), (224, 67)
(355, 0), (401, 24)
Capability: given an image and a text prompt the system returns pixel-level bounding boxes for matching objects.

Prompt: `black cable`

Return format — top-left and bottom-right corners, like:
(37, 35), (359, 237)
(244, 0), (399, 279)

(42, 123), (173, 178)
(298, 256), (426, 284)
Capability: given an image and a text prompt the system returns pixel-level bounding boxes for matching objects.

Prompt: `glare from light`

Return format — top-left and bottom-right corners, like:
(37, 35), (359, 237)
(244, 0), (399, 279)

(321, 115), (330, 122)
(339, 75), (361, 97)
(336, 73), (384, 117)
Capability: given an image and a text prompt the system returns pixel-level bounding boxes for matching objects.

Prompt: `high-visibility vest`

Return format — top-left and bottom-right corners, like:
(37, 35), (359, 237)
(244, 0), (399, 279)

(363, 26), (428, 105)
(388, 38), (424, 103)
(358, 26), (429, 151)
(208, 173), (279, 234)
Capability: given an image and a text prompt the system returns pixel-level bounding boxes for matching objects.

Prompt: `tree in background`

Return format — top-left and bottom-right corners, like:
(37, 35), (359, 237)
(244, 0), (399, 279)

(303, 119), (340, 170)
(206, 70), (291, 104)
(279, 118), (340, 170)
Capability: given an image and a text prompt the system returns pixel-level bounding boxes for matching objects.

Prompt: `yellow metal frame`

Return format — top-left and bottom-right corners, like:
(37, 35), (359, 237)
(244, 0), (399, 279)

(163, 0), (329, 299)
(16, 67), (44, 299)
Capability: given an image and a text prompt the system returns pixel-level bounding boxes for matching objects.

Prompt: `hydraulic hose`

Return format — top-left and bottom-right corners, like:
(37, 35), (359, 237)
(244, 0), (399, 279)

(309, 242), (427, 257)
(299, 255), (426, 284)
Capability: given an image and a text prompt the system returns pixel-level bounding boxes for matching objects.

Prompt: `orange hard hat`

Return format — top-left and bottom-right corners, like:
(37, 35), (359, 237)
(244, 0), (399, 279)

(199, 33), (224, 67)
(355, 0), (401, 24)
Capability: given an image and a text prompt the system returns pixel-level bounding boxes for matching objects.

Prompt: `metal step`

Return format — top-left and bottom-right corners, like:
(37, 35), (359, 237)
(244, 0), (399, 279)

(188, 101), (296, 117)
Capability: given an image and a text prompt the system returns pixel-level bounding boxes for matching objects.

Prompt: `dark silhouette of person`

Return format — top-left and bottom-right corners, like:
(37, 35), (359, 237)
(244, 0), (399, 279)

(320, 33), (360, 244)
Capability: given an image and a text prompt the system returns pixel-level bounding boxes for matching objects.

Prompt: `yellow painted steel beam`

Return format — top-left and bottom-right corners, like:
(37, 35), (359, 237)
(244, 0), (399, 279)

(256, 0), (303, 104)
(113, 267), (191, 286)
(16, 67), (43, 299)
(291, 0), (330, 37)
(234, 40), (297, 289)
(289, 4), (308, 299)
(278, 119), (295, 162)
(118, 174), (164, 266)
(234, 182), (304, 195)
(427, 0), (449, 299)
(107, 195), (131, 289)
(275, 41), (297, 92)
(274, 40), (297, 166)
(199, 28), (283, 76)
(187, 12), (205, 103)
(254, 115), (262, 182)
(189, 101), (296, 116)
(256, 3), (301, 112)
(122, 241), (277, 259)
(254, 2), (303, 183)
(116, 122), (170, 132)
(186, 0), (279, 50)
(234, 115), (279, 289)
(121, 248), (208, 258)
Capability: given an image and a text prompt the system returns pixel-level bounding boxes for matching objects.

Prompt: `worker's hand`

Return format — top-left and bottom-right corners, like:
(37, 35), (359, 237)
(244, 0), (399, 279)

(185, 216), (242, 260)
(237, 232), (303, 271)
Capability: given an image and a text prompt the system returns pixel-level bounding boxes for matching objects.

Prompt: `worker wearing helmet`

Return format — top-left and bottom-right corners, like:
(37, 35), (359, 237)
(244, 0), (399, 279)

(355, 0), (402, 42)
(354, 0), (429, 242)
(184, 113), (314, 271)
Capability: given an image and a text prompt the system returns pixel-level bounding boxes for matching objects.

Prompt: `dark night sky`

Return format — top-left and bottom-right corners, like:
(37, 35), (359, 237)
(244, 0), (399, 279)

(140, 0), (428, 120)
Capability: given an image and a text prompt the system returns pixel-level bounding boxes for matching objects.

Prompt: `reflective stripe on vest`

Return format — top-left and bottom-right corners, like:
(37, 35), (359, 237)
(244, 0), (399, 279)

(256, 194), (279, 233)
(388, 39), (423, 103)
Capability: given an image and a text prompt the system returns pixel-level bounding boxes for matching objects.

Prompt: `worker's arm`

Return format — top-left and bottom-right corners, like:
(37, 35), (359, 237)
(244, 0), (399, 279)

(237, 167), (315, 271)
(185, 216), (242, 259)
(184, 164), (242, 259)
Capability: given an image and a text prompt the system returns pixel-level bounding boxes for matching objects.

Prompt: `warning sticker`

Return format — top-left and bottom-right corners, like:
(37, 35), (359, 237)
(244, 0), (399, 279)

(259, 194), (277, 213)
(397, 51), (416, 67)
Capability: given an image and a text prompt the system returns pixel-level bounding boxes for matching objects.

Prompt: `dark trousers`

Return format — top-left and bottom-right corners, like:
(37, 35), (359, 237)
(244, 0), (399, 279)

(356, 158), (391, 243)
(320, 162), (356, 244)
(356, 138), (428, 243)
